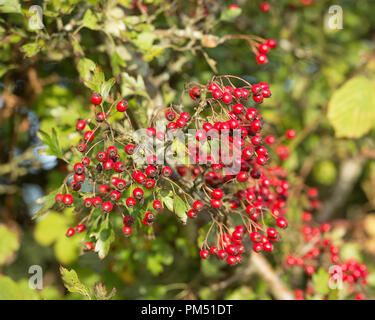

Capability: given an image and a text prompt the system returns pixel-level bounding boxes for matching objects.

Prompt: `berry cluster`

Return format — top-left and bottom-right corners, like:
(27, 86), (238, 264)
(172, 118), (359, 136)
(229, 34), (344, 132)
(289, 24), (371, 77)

(255, 38), (277, 65)
(53, 75), (289, 264)
(284, 187), (369, 300)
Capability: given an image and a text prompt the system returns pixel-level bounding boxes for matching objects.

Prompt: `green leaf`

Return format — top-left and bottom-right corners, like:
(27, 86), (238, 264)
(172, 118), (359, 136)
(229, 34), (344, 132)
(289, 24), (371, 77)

(327, 76), (375, 138)
(100, 78), (115, 100)
(220, 7), (242, 22)
(312, 267), (330, 296)
(92, 215), (115, 259)
(59, 266), (92, 299)
(173, 195), (188, 223)
(32, 188), (60, 220)
(77, 58), (96, 81)
(0, 0), (22, 13)
(0, 225), (20, 265)
(22, 42), (42, 58)
(34, 211), (67, 245)
(37, 128), (64, 159)
(0, 276), (22, 300)
(82, 9), (100, 30)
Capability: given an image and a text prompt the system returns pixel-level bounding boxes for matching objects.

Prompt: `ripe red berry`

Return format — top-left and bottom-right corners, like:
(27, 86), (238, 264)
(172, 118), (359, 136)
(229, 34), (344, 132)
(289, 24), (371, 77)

(200, 249), (209, 259)
(276, 217), (288, 229)
(126, 197), (136, 208)
(153, 200), (163, 211)
(252, 242), (263, 253)
(162, 166), (173, 177)
(55, 193), (63, 203)
(76, 120), (86, 131)
(77, 142), (87, 152)
(266, 38), (277, 48)
(91, 93), (102, 105)
(92, 196), (102, 207)
(63, 194), (73, 206)
(116, 99), (128, 112)
(286, 129), (296, 139)
(211, 199), (221, 209)
(187, 209), (197, 219)
(222, 92), (233, 104)
(258, 43), (270, 54)
(76, 224), (85, 233)
(133, 187), (144, 199)
(125, 144), (135, 155)
(102, 201), (113, 212)
(263, 242), (273, 252)
(84, 241), (95, 251)
(212, 188), (224, 199)
(193, 201), (203, 211)
(84, 131), (94, 142)
(66, 228), (75, 237)
(260, 2), (270, 12)
(110, 190), (121, 201)
(165, 110), (176, 121)
(256, 53), (268, 65)
(122, 226), (132, 237)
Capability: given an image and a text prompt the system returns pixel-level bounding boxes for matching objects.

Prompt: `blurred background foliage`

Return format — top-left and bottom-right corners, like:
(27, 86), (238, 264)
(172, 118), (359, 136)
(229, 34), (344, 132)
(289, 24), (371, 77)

(0, 0), (375, 299)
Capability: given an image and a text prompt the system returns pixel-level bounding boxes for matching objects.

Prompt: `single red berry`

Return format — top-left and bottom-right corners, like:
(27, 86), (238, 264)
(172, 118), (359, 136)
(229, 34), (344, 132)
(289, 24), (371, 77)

(226, 255), (237, 265)
(266, 38), (277, 48)
(91, 93), (102, 105)
(76, 224), (85, 233)
(125, 144), (135, 155)
(145, 179), (155, 189)
(84, 241), (95, 251)
(263, 242), (273, 252)
(212, 89), (222, 99)
(77, 142), (87, 152)
(153, 200), (163, 211)
(165, 110), (176, 121)
(126, 197), (136, 208)
(212, 188), (224, 199)
(122, 226), (132, 237)
(276, 217), (288, 229)
(211, 199), (221, 209)
(222, 92), (233, 104)
(116, 99), (128, 112)
(55, 193), (63, 203)
(102, 201), (113, 212)
(82, 198), (92, 208)
(63, 194), (73, 206)
(66, 228), (75, 237)
(252, 242), (263, 253)
(92, 196), (103, 207)
(286, 129), (296, 139)
(156, 165), (171, 178)
(193, 201), (203, 211)
(84, 131), (94, 142)
(256, 53), (268, 65)
(187, 209), (197, 219)
(76, 120), (86, 131)
(189, 87), (201, 100)
(200, 249), (209, 259)
(260, 2), (270, 12)
(259, 43), (270, 54)
(133, 187), (144, 199)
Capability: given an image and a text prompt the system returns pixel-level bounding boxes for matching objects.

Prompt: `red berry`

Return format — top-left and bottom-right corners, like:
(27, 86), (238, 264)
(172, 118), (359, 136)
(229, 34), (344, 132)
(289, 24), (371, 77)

(187, 209), (197, 219)
(76, 120), (86, 131)
(200, 249), (209, 259)
(126, 197), (136, 208)
(91, 93), (102, 105)
(260, 2), (270, 12)
(266, 38), (277, 48)
(258, 43), (270, 54)
(84, 131), (94, 142)
(286, 129), (296, 139)
(125, 144), (135, 155)
(55, 193), (63, 203)
(211, 199), (221, 209)
(116, 99), (128, 112)
(193, 201), (203, 211)
(222, 92), (233, 104)
(153, 200), (163, 211)
(256, 53), (268, 65)
(212, 188), (224, 199)
(276, 217), (288, 229)
(66, 228), (75, 237)
(122, 226), (132, 237)
(76, 224), (85, 233)
(63, 194), (73, 206)
(102, 201), (113, 212)
(92, 197), (102, 207)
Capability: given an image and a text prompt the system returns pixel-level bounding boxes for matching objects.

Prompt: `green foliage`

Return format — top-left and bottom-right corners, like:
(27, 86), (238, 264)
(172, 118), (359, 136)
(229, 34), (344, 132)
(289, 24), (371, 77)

(0, 225), (20, 265)
(328, 76), (375, 138)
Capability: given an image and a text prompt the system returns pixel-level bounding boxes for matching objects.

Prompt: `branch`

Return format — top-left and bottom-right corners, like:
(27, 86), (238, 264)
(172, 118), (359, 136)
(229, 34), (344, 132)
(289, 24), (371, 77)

(250, 253), (294, 300)
(317, 156), (365, 222)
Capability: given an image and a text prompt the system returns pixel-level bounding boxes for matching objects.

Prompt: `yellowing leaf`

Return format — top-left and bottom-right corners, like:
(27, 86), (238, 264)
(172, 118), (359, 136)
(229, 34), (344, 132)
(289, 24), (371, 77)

(327, 76), (375, 138)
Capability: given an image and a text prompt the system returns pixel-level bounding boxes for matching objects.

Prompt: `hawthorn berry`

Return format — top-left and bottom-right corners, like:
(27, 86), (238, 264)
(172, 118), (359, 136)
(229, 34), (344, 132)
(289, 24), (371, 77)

(76, 120), (86, 131)
(91, 93), (102, 105)
(63, 194), (73, 206)
(116, 99), (128, 112)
